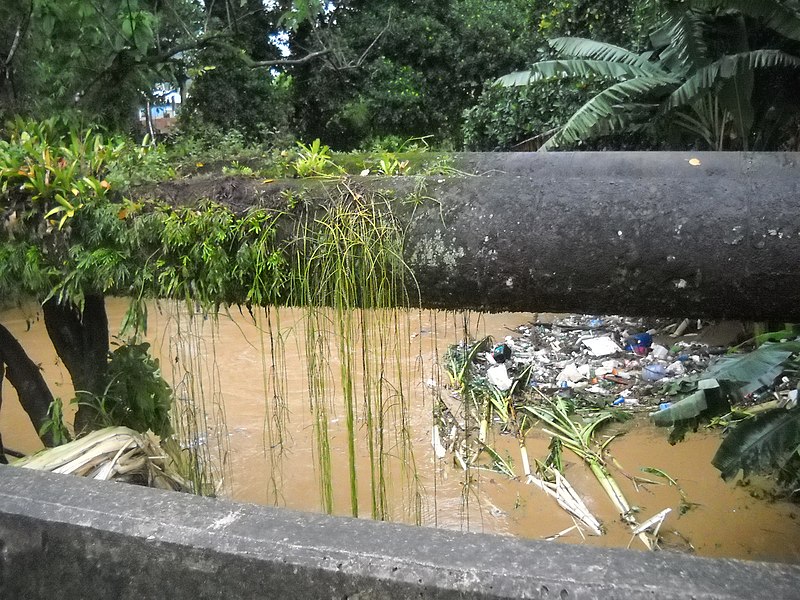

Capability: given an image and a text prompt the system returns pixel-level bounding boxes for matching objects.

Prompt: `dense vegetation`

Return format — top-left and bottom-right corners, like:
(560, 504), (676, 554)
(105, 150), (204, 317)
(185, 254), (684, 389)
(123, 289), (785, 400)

(2, 1), (798, 151)
(1, 0), (799, 507)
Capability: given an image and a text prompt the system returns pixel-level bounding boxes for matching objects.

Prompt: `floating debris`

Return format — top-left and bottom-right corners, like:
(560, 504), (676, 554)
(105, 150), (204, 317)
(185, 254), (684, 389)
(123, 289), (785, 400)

(436, 314), (800, 549)
(14, 426), (195, 492)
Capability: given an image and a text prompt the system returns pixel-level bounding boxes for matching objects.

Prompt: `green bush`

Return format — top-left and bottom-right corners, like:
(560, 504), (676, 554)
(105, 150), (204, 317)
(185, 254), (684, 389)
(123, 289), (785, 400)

(462, 78), (600, 150)
(85, 342), (173, 439)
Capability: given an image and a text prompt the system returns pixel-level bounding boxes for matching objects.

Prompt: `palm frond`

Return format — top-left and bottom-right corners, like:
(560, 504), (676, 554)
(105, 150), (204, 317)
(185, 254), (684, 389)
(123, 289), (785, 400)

(667, 10), (711, 72)
(545, 75), (680, 148)
(712, 407), (800, 481)
(666, 50), (800, 111)
(549, 37), (657, 69)
(495, 69), (544, 87)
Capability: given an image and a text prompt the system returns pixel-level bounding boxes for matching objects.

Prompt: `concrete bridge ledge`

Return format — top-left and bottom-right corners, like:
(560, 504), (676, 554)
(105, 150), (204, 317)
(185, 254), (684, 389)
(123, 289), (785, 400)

(0, 465), (798, 599)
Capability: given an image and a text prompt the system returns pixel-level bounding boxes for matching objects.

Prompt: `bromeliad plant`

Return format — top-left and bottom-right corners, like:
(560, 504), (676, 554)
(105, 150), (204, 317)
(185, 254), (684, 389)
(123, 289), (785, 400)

(292, 138), (342, 177)
(0, 117), (124, 228)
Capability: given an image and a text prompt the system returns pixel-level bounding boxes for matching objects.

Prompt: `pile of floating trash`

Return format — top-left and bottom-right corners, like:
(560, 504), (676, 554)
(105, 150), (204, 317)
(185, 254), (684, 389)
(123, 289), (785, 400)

(434, 315), (800, 547)
(461, 314), (798, 415)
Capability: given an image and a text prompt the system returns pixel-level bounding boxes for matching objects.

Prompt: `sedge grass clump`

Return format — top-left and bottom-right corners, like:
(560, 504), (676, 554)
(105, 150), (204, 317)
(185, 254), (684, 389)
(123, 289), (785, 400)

(288, 178), (419, 520)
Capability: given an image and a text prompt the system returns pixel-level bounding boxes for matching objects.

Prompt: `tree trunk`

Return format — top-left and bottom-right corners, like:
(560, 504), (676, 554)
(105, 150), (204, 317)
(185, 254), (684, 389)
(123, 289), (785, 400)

(0, 363), (7, 463)
(0, 324), (56, 447)
(42, 294), (109, 434)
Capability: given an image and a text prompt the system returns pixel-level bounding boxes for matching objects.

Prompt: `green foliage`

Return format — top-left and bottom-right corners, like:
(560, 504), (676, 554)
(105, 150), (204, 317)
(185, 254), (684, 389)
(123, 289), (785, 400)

(534, 0), (663, 49)
(291, 0), (541, 148)
(179, 46), (295, 144)
(375, 155), (410, 177)
(463, 78), (604, 150)
(153, 126), (282, 179)
(38, 398), (72, 446)
(222, 161), (255, 176)
(107, 138), (176, 187)
(0, 0), (207, 128)
(0, 118), (123, 227)
(81, 342), (173, 439)
(712, 406), (800, 493)
(494, 0), (800, 150)
(291, 139), (341, 177)
(1, 121), (425, 312)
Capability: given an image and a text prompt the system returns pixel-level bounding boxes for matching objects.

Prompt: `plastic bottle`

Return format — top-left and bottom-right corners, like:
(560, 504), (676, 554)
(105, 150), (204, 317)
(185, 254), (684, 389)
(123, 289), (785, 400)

(642, 364), (668, 382)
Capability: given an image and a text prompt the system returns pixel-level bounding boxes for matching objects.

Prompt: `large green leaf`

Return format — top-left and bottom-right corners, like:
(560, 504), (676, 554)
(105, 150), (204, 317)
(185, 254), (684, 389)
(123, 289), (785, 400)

(495, 59), (663, 87)
(712, 407), (800, 481)
(544, 75), (679, 148)
(665, 50), (800, 111)
(690, 0), (800, 43)
(548, 37), (656, 69)
(703, 342), (800, 396)
(659, 10), (711, 74)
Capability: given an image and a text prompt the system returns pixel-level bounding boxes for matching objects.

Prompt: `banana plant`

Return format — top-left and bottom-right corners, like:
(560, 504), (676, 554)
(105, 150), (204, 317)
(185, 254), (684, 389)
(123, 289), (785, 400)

(712, 405), (800, 489)
(496, 0), (800, 150)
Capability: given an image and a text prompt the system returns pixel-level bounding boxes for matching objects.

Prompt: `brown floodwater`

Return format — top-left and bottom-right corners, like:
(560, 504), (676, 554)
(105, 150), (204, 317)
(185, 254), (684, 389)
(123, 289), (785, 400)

(1, 298), (798, 563)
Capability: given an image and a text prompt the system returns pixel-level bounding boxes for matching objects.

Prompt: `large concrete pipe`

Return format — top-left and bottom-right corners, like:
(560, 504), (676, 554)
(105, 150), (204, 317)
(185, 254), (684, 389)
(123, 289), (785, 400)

(145, 152), (800, 320)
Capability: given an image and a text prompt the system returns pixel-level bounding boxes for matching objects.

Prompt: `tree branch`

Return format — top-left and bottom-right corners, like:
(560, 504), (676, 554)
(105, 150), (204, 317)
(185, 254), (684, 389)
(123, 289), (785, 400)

(248, 48), (331, 68)
(2, 0), (33, 72)
(350, 10), (391, 69)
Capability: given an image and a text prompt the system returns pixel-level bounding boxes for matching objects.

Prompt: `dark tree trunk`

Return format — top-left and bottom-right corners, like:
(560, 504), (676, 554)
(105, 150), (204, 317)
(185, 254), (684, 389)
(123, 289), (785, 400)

(0, 324), (56, 447)
(0, 363), (7, 463)
(42, 294), (109, 434)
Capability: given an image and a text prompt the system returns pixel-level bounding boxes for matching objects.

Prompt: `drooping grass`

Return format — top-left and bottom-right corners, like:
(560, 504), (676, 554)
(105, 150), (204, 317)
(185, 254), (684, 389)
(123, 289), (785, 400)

(257, 305), (290, 506)
(286, 179), (419, 521)
(164, 303), (231, 496)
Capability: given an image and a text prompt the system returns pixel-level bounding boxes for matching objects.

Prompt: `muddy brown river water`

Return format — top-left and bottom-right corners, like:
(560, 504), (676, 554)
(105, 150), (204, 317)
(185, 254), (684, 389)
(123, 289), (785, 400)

(1, 299), (798, 563)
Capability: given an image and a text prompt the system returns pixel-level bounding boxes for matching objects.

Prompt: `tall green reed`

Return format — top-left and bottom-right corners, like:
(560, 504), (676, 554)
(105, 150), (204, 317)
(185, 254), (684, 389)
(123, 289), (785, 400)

(288, 179), (418, 520)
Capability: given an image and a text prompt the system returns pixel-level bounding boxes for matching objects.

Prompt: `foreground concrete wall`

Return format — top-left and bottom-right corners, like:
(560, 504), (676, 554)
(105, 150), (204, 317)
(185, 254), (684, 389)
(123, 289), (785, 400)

(1, 466), (798, 599)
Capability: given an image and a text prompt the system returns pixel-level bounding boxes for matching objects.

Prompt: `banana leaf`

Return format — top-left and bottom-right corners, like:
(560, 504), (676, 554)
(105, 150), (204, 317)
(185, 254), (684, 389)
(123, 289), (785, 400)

(652, 389), (707, 427)
(712, 406), (800, 481)
(652, 378), (723, 426)
(704, 342), (800, 396)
